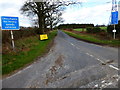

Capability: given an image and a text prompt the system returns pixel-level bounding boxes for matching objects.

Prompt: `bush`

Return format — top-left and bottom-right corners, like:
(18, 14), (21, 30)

(107, 25), (120, 35)
(58, 24), (94, 29)
(2, 31), (11, 44)
(107, 20), (120, 39)
(86, 27), (102, 33)
(2, 27), (37, 44)
(86, 27), (93, 33)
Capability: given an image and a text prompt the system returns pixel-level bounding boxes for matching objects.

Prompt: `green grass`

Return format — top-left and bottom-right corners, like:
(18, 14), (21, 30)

(99, 27), (107, 30)
(73, 28), (86, 31)
(63, 30), (120, 47)
(99, 27), (107, 32)
(73, 27), (107, 32)
(2, 31), (57, 75)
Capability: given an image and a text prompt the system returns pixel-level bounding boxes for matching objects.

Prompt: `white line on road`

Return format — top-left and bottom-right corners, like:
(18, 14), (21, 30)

(96, 58), (105, 64)
(71, 43), (75, 46)
(61, 37), (119, 71)
(109, 65), (119, 70)
(5, 65), (33, 80)
(86, 53), (90, 55)
(23, 65), (32, 71)
(89, 54), (94, 57)
(86, 53), (94, 57)
(6, 71), (22, 80)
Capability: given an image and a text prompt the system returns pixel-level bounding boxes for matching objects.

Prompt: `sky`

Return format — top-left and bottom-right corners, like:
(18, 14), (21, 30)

(0, 0), (120, 27)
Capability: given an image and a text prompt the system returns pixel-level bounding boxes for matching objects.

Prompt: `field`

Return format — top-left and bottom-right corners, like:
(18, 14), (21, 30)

(73, 28), (86, 31)
(73, 26), (107, 32)
(99, 26), (107, 30)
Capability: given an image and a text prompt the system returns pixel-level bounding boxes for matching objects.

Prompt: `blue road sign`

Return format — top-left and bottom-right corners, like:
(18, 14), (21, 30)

(111, 11), (118, 24)
(1, 16), (20, 30)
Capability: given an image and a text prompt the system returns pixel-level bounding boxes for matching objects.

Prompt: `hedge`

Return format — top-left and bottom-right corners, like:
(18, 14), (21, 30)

(86, 27), (104, 33)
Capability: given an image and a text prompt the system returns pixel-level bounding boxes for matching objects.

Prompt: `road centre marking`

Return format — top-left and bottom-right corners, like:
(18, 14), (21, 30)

(86, 53), (90, 55)
(89, 54), (94, 57)
(61, 37), (119, 71)
(109, 65), (119, 70)
(96, 58), (105, 64)
(71, 43), (75, 46)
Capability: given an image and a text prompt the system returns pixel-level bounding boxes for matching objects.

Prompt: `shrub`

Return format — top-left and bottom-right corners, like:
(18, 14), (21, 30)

(107, 20), (120, 39)
(107, 25), (120, 35)
(86, 27), (102, 33)
(92, 27), (101, 33)
(86, 27), (93, 33)
(2, 31), (11, 44)
(2, 27), (37, 44)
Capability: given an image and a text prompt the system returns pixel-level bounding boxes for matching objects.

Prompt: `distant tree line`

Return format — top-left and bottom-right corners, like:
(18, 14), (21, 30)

(95, 24), (106, 27)
(57, 24), (94, 29)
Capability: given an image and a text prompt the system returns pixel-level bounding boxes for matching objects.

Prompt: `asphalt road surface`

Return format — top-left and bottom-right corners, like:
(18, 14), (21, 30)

(2, 30), (119, 88)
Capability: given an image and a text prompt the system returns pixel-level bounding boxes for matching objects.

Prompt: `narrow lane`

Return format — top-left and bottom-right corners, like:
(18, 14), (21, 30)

(59, 31), (118, 64)
(2, 30), (119, 88)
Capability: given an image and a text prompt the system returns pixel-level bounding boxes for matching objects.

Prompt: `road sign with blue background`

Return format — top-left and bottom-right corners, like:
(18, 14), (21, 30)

(1, 16), (19, 30)
(111, 11), (118, 24)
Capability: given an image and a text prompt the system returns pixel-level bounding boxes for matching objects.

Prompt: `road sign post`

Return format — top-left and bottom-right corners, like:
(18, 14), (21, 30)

(10, 30), (15, 50)
(111, 0), (118, 39)
(111, 11), (118, 39)
(113, 25), (116, 39)
(113, 29), (116, 39)
(1, 16), (20, 50)
(114, 32), (116, 39)
(118, 1), (120, 20)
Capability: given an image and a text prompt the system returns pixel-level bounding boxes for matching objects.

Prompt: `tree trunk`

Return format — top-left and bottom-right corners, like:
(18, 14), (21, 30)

(37, 3), (45, 34)
(50, 19), (53, 31)
(50, 22), (53, 31)
(38, 15), (44, 34)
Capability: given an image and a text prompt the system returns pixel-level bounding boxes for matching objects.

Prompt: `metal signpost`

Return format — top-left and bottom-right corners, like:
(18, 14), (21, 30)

(113, 29), (116, 39)
(111, 0), (118, 39)
(118, 1), (120, 20)
(1, 16), (20, 50)
(111, 11), (118, 39)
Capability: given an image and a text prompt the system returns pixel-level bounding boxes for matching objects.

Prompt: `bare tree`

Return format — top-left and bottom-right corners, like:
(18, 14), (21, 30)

(20, 0), (81, 33)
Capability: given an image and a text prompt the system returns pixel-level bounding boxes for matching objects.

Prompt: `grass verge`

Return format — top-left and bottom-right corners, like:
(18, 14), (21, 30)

(63, 30), (120, 47)
(2, 30), (57, 75)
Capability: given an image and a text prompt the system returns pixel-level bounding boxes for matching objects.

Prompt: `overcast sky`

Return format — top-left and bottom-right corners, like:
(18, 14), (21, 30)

(0, 0), (119, 27)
